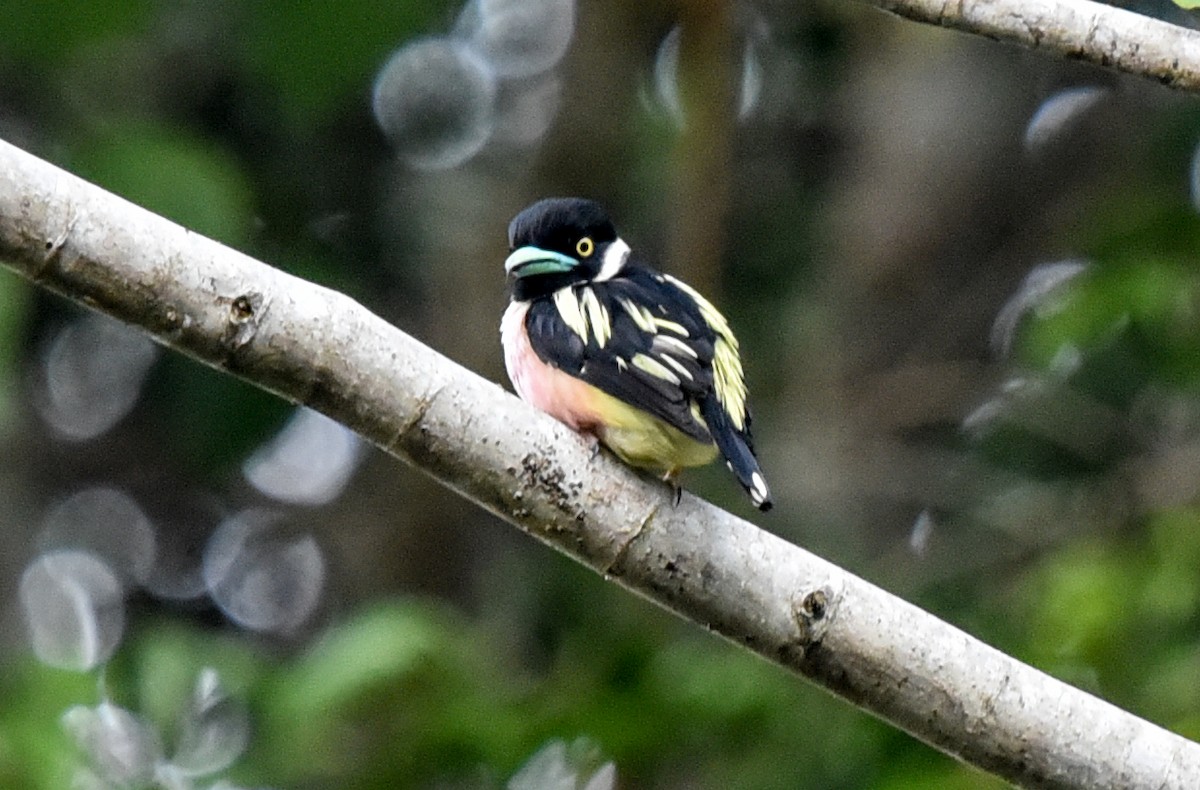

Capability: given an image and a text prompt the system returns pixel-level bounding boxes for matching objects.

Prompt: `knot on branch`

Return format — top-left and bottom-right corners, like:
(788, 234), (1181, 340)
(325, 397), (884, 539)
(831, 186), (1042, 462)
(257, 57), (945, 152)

(789, 582), (840, 650)
(29, 209), (78, 282)
(222, 291), (264, 352)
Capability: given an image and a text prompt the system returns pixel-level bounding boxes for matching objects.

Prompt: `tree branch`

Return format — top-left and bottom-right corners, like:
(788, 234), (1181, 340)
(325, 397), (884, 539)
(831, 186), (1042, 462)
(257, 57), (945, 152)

(1, 138), (1198, 788)
(864, 0), (1200, 92)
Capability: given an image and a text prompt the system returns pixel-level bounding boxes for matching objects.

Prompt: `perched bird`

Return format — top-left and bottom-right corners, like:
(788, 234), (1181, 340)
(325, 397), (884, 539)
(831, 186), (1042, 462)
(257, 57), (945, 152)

(500, 197), (772, 511)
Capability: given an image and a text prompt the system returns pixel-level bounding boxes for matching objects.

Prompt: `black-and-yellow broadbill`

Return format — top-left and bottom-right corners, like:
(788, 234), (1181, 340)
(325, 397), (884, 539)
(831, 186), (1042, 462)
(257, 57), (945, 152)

(501, 197), (772, 511)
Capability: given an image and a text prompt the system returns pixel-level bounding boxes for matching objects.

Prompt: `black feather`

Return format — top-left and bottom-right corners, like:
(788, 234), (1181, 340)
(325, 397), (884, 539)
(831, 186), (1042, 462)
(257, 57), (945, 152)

(509, 198), (616, 252)
(523, 264), (718, 443)
(701, 396), (772, 511)
(506, 197), (771, 510)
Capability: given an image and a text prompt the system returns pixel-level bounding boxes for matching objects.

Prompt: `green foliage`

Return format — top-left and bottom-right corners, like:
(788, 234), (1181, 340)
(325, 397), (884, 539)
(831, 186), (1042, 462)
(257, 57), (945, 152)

(70, 123), (256, 248)
(3, 595), (975, 789)
(0, 1), (155, 65)
(0, 661), (94, 788)
(1021, 204), (1200, 387)
(6, 1), (1200, 788)
(970, 197), (1200, 746)
(238, 1), (454, 124)
(987, 512), (1200, 736)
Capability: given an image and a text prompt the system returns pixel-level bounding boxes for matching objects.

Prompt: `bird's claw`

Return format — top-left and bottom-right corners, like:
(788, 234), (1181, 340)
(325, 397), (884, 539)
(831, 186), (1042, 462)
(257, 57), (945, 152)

(661, 469), (682, 507)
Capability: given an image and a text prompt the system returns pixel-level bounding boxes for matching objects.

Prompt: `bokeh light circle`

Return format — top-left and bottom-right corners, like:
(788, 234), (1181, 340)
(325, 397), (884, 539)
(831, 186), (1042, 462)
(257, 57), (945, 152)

(459, 0), (575, 79)
(202, 509), (325, 634)
(373, 38), (497, 170)
(20, 550), (125, 671)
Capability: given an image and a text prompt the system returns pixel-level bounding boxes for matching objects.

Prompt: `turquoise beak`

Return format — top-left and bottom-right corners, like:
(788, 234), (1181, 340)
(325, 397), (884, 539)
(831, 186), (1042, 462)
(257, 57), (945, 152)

(505, 246), (577, 278)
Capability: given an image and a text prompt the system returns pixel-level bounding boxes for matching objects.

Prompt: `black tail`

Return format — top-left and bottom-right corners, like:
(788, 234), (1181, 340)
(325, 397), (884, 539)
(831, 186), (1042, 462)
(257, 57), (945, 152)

(702, 397), (772, 511)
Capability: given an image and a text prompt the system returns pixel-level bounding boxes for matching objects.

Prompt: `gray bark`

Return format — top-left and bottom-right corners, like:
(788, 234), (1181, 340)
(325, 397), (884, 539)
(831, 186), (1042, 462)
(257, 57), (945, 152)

(2, 134), (1198, 788)
(865, 0), (1200, 92)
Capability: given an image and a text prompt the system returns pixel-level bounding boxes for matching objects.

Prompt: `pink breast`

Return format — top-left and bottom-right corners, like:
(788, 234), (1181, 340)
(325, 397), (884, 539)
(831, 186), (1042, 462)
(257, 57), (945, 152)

(501, 301), (602, 433)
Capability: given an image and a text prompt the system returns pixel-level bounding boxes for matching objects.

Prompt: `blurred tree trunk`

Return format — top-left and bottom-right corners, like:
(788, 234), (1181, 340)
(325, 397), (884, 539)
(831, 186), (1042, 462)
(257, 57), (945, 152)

(663, 0), (737, 297)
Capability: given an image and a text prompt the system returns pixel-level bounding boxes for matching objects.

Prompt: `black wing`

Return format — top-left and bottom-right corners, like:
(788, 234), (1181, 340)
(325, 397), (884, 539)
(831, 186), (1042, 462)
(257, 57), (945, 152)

(523, 269), (717, 443)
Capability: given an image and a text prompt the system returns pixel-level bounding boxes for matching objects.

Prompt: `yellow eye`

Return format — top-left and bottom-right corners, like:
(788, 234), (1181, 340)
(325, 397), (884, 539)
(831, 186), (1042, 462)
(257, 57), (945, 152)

(576, 237), (595, 257)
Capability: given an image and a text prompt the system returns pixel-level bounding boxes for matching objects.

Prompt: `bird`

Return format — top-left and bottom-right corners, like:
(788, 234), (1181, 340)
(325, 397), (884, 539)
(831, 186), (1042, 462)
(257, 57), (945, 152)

(500, 197), (772, 511)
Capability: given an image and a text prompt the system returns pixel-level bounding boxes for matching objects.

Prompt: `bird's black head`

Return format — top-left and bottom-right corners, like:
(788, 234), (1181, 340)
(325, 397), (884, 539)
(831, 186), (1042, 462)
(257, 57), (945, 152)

(505, 198), (626, 300)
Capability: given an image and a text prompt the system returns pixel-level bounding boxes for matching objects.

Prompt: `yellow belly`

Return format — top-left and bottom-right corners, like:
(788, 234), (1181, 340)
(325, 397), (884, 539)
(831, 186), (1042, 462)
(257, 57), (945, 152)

(586, 387), (718, 475)
(503, 300), (717, 475)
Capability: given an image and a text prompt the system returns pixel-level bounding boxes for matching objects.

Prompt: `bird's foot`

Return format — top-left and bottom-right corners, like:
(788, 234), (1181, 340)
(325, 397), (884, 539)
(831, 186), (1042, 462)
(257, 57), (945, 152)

(582, 434), (602, 462)
(661, 469), (682, 507)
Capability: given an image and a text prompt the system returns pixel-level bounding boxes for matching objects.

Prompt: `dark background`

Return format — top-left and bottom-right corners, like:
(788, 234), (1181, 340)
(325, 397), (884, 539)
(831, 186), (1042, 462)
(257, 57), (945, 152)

(2, 1), (1200, 787)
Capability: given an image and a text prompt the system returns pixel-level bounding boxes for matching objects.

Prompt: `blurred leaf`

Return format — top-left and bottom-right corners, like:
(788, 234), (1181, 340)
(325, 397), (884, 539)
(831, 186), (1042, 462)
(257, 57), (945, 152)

(507, 738), (613, 790)
(273, 601), (450, 717)
(0, 1), (154, 64)
(62, 702), (163, 787)
(172, 668), (250, 778)
(126, 620), (262, 746)
(1025, 540), (1141, 665)
(71, 123), (254, 247)
(0, 661), (95, 790)
(874, 751), (1009, 790)
(1143, 509), (1200, 622)
(239, 0), (453, 124)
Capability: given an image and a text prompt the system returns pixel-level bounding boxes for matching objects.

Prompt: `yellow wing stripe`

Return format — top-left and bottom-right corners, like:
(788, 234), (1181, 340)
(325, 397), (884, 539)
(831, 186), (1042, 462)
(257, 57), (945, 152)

(554, 278), (748, 432)
(553, 288), (587, 341)
(555, 286), (614, 349)
(618, 298), (690, 339)
(580, 287), (611, 348)
(632, 353), (681, 386)
(652, 317), (689, 337)
(620, 297), (657, 334)
(652, 334), (697, 359)
(664, 275), (748, 430)
(659, 353), (695, 381)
